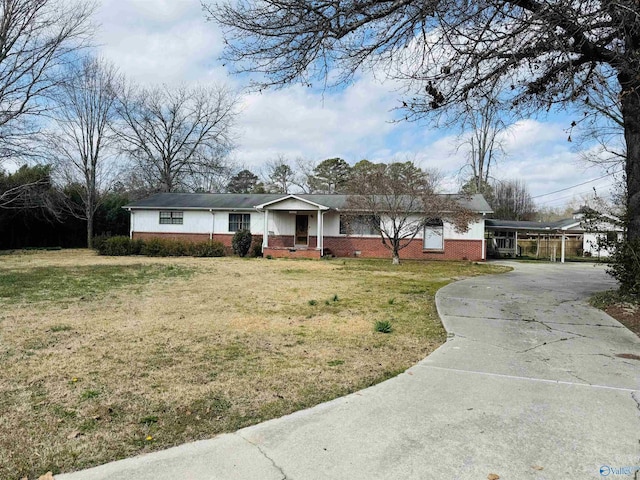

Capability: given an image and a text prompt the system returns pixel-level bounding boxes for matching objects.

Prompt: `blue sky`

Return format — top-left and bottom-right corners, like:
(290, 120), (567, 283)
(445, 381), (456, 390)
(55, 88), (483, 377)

(94, 0), (621, 209)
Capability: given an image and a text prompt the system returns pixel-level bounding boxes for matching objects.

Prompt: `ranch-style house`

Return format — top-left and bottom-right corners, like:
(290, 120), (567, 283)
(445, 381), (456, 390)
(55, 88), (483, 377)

(124, 193), (493, 261)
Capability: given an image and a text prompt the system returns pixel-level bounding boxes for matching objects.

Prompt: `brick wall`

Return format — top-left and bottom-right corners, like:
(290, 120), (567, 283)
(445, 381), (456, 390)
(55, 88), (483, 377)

(323, 236), (483, 261)
(263, 247), (321, 259)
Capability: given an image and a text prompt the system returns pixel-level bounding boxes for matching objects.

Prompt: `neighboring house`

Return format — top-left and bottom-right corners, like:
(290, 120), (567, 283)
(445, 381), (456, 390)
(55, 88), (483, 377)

(572, 208), (624, 258)
(124, 193), (492, 261)
(485, 208), (624, 262)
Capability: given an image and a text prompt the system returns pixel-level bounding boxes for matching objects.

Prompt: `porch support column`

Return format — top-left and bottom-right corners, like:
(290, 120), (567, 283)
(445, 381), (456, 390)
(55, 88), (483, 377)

(317, 209), (323, 254)
(129, 209), (134, 239)
(262, 209), (269, 250)
(561, 232), (566, 263)
(514, 230), (518, 257)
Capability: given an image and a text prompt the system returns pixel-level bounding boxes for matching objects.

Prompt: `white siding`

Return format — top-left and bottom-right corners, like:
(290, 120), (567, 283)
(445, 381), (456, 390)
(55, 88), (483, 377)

(133, 210), (214, 234)
(323, 212), (342, 236)
(263, 198), (321, 211)
(132, 209), (486, 241)
(443, 218), (485, 240)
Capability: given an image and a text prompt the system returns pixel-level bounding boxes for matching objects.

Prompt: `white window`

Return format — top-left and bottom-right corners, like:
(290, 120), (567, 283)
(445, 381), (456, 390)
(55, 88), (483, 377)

(423, 221), (444, 250)
(159, 211), (183, 225)
(229, 213), (251, 232)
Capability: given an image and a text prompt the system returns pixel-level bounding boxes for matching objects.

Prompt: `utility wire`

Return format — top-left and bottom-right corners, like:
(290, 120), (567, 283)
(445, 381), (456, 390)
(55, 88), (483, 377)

(535, 181), (617, 206)
(531, 169), (621, 199)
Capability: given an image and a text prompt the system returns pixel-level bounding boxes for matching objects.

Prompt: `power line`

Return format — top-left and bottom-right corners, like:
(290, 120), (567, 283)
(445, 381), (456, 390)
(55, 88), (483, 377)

(535, 181), (617, 205)
(531, 169), (622, 199)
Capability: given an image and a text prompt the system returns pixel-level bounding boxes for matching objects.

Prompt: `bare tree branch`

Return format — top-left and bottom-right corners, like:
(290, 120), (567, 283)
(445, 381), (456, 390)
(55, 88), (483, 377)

(0, 0), (95, 163)
(115, 83), (239, 193)
(206, 0), (640, 241)
(45, 55), (122, 247)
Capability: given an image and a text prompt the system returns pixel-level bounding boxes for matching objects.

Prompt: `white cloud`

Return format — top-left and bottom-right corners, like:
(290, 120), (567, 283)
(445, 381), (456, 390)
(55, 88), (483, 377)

(95, 1), (227, 84)
(235, 76), (401, 168)
(89, 3), (617, 206)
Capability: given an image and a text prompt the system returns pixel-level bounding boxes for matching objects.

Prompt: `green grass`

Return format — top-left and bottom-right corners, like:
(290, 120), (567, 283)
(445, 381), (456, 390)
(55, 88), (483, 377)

(0, 264), (192, 305)
(374, 320), (393, 333)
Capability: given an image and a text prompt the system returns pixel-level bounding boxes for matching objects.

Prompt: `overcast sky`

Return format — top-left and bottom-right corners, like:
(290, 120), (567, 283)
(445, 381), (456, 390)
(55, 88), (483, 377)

(94, 0), (621, 209)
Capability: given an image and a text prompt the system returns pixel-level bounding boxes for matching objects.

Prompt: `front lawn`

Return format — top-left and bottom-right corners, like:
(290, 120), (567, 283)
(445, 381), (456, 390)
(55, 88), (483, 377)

(0, 249), (508, 479)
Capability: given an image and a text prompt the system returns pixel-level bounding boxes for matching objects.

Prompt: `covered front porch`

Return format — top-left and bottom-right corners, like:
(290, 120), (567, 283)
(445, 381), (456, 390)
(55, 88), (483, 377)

(256, 195), (329, 258)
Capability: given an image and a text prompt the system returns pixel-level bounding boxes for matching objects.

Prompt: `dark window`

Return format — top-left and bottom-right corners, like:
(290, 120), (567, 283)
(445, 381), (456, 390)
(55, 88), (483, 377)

(229, 213), (251, 232)
(606, 231), (618, 242)
(159, 211), (183, 225)
(339, 215), (379, 236)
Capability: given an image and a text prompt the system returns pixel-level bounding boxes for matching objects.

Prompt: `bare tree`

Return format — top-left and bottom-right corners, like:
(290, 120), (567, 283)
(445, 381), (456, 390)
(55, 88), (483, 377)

(263, 155), (297, 193)
(573, 74), (626, 169)
(206, 0), (640, 242)
(457, 85), (510, 196)
(116, 83), (238, 193)
(346, 161), (472, 264)
(491, 179), (537, 221)
(190, 158), (235, 193)
(45, 56), (121, 248)
(0, 0), (95, 163)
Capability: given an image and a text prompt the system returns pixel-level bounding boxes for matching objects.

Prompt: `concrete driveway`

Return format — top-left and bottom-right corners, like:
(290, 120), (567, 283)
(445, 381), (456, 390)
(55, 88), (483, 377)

(60, 262), (640, 480)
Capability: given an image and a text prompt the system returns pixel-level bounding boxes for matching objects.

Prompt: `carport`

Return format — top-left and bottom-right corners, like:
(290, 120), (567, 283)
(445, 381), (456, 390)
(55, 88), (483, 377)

(485, 218), (582, 263)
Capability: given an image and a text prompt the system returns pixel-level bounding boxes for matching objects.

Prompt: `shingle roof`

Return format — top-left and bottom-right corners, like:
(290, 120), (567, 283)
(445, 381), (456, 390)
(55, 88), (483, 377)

(125, 193), (493, 213)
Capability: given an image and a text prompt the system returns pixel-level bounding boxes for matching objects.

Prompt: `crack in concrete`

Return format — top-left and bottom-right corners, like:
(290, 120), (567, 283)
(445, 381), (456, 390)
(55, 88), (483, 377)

(543, 321), (624, 328)
(239, 434), (291, 480)
(518, 336), (575, 353)
(565, 370), (591, 385)
(444, 312), (621, 330)
(446, 333), (522, 352)
(632, 392), (640, 415)
(539, 322), (590, 339)
(424, 365), (640, 392)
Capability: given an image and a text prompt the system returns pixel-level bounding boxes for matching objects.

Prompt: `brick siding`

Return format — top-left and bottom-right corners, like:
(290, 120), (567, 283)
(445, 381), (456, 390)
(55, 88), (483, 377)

(263, 247), (321, 259)
(323, 236), (483, 261)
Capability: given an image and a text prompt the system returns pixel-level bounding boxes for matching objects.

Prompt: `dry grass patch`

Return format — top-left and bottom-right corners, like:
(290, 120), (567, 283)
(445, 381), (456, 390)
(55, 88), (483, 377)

(0, 250), (508, 479)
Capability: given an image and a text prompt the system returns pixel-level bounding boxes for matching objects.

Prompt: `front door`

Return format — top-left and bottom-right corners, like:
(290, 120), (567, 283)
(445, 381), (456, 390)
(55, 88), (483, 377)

(295, 215), (308, 246)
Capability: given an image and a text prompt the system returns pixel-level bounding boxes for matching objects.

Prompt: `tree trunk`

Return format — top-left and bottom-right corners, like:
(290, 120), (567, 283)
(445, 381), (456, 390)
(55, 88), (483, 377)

(621, 83), (640, 242)
(87, 209), (94, 249)
(392, 246), (400, 265)
(86, 186), (95, 249)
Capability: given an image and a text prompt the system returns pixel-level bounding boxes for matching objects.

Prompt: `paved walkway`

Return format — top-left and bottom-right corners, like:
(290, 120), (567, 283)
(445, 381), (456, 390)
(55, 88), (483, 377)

(60, 263), (640, 480)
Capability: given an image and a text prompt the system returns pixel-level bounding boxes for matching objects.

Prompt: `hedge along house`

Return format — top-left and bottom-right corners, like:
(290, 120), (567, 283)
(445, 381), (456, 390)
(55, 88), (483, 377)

(124, 193), (492, 260)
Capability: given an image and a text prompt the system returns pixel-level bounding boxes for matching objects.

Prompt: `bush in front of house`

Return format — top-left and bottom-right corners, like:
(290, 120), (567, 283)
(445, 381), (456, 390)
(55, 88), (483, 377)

(94, 236), (225, 258)
(96, 236), (137, 256)
(92, 234), (109, 253)
(232, 229), (252, 257)
(250, 242), (263, 258)
(188, 241), (225, 257)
